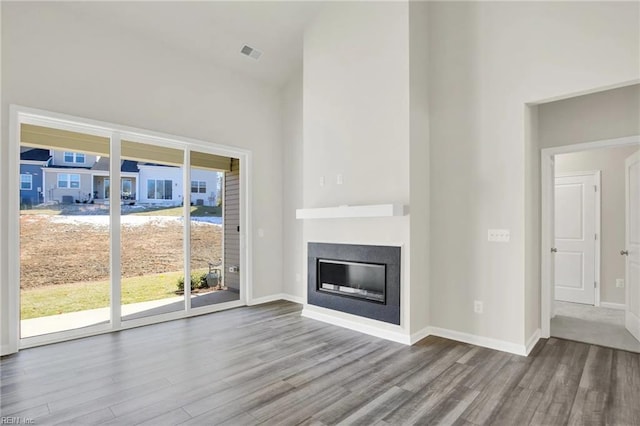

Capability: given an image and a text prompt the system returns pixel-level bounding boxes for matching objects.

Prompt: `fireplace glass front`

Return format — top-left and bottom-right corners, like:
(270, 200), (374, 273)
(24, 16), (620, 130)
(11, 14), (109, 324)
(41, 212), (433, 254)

(317, 259), (386, 303)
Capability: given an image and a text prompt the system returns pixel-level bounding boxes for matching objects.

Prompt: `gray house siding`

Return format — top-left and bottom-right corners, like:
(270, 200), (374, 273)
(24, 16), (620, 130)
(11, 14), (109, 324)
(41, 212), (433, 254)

(224, 159), (240, 291)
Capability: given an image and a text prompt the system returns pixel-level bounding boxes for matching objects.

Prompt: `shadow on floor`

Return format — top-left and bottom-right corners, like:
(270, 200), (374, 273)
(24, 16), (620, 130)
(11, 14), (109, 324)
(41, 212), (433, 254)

(551, 302), (640, 353)
(122, 289), (240, 321)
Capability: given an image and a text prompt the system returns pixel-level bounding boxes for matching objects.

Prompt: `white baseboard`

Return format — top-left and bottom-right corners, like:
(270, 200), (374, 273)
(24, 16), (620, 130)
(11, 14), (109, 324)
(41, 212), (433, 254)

(280, 294), (305, 304)
(247, 294), (284, 306)
(1, 344), (11, 357)
(248, 293), (304, 306)
(301, 306), (411, 345)
(427, 326), (529, 356)
(252, 300), (534, 357)
(410, 326), (431, 345)
(626, 310), (640, 341)
(600, 302), (626, 310)
(525, 329), (541, 355)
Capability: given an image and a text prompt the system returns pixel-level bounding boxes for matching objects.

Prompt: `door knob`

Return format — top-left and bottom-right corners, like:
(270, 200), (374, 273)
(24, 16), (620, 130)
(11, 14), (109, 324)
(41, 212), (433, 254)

(621, 250), (629, 256)
(551, 248), (558, 253)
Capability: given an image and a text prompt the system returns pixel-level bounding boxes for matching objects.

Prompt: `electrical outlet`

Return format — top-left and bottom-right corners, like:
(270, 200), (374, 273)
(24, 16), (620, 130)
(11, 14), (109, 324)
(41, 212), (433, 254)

(474, 300), (483, 314)
(488, 229), (510, 242)
(336, 174), (343, 185)
(616, 278), (625, 288)
(319, 176), (325, 187)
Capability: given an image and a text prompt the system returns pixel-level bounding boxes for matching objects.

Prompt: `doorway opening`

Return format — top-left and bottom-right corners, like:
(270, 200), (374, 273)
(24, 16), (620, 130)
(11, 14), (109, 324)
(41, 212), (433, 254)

(542, 138), (640, 352)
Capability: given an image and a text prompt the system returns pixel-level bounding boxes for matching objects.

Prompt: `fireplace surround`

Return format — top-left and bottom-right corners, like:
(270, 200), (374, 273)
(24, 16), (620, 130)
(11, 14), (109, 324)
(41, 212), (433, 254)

(307, 242), (400, 325)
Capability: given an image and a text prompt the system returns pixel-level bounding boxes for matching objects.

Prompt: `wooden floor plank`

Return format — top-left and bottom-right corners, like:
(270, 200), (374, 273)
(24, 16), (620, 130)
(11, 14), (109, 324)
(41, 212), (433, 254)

(0, 301), (638, 426)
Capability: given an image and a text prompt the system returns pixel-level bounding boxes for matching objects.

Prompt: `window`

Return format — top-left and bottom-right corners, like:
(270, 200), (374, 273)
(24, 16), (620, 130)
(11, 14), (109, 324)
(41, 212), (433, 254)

(58, 173), (80, 188)
(63, 152), (86, 164)
(20, 174), (32, 190)
(147, 179), (173, 200)
(191, 181), (206, 194)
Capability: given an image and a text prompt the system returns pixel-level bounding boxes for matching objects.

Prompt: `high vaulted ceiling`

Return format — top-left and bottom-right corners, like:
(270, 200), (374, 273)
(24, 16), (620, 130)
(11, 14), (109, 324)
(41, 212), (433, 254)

(59, 1), (325, 88)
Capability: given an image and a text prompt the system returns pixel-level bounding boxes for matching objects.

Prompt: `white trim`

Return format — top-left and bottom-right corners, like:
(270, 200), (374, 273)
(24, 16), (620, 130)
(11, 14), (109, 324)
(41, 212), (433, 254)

(280, 294), (305, 304)
(247, 294), (287, 306)
(527, 80), (640, 106)
(428, 326), (529, 356)
(626, 311), (640, 342)
(183, 149), (191, 312)
(296, 204), (406, 220)
(624, 150), (640, 342)
(246, 293), (304, 306)
(525, 328), (541, 355)
(410, 326), (431, 345)
(20, 160), (48, 166)
(7, 106), (21, 355)
(541, 153), (554, 338)
(600, 302), (626, 310)
(541, 135), (640, 341)
(241, 154), (251, 305)
(302, 305), (411, 345)
(109, 133), (122, 330)
(20, 174), (33, 190)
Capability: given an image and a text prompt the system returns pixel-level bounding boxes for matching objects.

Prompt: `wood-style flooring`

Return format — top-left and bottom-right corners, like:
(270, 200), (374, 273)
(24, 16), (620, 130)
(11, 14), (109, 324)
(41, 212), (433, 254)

(1, 301), (639, 425)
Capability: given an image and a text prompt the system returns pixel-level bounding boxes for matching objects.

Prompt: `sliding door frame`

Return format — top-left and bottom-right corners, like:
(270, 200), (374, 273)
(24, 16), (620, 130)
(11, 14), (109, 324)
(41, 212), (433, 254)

(8, 105), (251, 352)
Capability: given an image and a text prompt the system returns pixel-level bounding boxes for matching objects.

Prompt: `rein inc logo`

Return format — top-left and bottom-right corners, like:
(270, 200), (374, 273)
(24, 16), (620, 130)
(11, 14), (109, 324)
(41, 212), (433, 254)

(1, 418), (35, 425)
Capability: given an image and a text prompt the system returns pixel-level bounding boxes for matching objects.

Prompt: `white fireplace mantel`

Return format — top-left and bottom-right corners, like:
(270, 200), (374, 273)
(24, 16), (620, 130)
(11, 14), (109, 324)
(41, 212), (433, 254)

(295, 203), (407, 220)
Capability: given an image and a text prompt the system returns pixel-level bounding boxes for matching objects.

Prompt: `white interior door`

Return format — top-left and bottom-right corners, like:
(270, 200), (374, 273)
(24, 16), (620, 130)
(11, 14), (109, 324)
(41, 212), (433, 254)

(554, 173), (597, 305)
(625, 150), (640, 341)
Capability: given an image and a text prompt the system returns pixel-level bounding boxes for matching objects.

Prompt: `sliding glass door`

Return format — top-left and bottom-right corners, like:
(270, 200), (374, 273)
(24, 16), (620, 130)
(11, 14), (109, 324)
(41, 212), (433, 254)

(13, 112), (247, 348)
(189, 151), (238, 309)
(19, 125), (111, 338)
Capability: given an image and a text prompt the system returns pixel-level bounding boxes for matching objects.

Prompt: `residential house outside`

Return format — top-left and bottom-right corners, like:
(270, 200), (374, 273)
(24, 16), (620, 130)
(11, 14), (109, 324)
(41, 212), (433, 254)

(19, 148), (51, 207)
(34, 150), (221, 206)
(138, 164), (221, 206)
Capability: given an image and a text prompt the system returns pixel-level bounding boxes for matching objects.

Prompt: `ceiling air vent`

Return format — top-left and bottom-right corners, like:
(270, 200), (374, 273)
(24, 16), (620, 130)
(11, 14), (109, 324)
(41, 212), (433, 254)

(240, 44), (262, 60)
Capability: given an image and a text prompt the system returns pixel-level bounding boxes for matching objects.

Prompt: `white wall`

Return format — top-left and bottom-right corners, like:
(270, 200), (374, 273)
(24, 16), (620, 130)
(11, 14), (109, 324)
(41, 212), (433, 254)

(540, 85), (640, 149)
(408, 1), (430, 335)
(302, 2), (412, 335)
(190, 169), (220, 206)
(282, 69), (304, 300)
(428, 1), (640, 346)
(555, 145), (640, 305)
(138, 165), (183, 204)
(1, 2), (284, 353)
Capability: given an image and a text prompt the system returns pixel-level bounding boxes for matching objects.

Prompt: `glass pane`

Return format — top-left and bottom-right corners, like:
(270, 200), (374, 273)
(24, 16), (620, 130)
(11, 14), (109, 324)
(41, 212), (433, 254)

(121, 142), (184, 321)
(147, 180), (154, 199)
(190, 151), (238, 308)
(20, 133), (110, 338)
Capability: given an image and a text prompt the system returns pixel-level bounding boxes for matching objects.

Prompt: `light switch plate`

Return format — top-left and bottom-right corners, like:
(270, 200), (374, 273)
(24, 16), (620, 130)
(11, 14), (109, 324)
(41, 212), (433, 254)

(488, 229), (510, 242)
(616, 278), (625, 288)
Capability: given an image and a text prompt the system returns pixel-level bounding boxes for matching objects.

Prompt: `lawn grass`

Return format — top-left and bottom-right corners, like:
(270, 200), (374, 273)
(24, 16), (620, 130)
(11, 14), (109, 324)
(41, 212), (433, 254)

(20, 209), (62, 216)
(20, 270), (207, 320)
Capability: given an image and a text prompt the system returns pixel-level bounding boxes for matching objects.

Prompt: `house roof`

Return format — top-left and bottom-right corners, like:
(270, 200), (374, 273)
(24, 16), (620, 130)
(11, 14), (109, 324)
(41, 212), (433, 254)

(91, 157), (139, 172)
(20, 148), (50, 162)
(122, 160), (140, 173)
